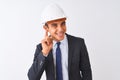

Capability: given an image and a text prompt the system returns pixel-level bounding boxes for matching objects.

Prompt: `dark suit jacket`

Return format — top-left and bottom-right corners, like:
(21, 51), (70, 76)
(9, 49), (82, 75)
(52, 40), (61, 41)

(28, 34), (92, 80)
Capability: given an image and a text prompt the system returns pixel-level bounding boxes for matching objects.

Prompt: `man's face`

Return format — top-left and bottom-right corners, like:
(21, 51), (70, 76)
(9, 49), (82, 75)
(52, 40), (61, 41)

(44, 18), (66, 42)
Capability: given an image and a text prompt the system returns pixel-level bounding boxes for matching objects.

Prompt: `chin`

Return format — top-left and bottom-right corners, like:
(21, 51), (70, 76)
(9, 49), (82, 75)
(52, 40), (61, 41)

(53, 34), (65, 41)
(56, 37), (64, 41)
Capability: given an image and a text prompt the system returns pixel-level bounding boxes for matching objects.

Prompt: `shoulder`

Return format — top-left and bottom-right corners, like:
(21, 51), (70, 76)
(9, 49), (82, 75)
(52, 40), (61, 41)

(66, 33), (85, 43)
(66, 33), (87, 50)
(36, 43), (42, 50)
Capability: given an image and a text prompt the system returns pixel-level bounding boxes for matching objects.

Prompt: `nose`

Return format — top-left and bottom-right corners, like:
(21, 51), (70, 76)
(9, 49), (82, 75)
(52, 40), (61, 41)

(57, 25), (63, 31)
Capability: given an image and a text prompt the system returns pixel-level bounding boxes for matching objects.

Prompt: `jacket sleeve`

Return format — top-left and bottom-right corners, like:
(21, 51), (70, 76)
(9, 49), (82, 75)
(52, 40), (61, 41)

(79, 39), (92, 80)
(28, 44), (47, 80)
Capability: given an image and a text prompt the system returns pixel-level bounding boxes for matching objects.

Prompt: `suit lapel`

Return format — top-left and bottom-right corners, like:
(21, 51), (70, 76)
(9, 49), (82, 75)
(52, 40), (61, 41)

(66, 34), (74, 73)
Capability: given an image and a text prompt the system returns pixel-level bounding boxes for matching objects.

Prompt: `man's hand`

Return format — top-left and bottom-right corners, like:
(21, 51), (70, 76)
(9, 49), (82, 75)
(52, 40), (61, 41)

(41, 31), (53, 56)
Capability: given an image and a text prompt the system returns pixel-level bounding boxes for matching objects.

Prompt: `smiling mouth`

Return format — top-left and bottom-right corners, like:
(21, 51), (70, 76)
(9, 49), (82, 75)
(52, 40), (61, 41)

(56, 32), (65, 37)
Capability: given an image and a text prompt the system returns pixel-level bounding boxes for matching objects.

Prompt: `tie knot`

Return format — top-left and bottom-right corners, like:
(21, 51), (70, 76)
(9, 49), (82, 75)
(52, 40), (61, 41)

(57, 42), (61, 47)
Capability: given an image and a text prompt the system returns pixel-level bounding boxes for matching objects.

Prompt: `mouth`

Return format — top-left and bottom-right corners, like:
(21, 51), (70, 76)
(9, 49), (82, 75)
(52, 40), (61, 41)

(56, 32), (65, 37)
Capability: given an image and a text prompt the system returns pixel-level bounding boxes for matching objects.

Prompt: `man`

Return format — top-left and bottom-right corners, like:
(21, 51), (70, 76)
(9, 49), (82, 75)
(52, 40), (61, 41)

(28, 3), (92, 80)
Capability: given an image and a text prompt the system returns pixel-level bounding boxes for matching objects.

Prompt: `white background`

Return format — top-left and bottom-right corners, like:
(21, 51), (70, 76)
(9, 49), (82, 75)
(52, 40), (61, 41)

(0, 0), (120, 80)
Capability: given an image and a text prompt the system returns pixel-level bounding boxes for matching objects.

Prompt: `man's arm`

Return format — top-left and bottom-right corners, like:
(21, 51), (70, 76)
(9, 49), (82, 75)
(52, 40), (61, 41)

(79, 39), (92, 80)
(28, 31), (53, 80)
(28, 44), (46, 80)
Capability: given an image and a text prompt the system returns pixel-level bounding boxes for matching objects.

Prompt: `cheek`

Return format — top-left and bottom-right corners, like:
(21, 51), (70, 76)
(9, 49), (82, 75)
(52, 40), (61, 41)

(63, 27), (67, 32)
(48, 29), (56, 34)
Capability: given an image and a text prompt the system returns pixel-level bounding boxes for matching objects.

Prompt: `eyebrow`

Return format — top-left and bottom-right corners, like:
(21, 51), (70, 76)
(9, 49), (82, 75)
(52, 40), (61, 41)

(51, 23), (57, 26)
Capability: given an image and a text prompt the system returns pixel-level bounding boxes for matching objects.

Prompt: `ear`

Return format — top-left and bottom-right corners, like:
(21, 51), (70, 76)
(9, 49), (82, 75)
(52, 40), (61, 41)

(43, 25), (49, 32)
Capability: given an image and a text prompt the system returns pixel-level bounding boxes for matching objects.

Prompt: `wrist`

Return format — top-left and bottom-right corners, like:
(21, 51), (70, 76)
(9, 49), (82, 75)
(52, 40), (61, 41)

(42, 50), (48, 56)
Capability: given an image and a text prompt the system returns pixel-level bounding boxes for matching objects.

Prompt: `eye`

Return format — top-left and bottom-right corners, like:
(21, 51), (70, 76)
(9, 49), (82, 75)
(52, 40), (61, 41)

(51, 23), (57, 28)
(61, 21), (66, 26)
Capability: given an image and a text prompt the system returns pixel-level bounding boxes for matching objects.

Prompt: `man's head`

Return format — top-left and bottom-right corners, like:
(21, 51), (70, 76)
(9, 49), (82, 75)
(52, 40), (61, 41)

(44, 18), (66, 42)
(40, 3), (67, 41)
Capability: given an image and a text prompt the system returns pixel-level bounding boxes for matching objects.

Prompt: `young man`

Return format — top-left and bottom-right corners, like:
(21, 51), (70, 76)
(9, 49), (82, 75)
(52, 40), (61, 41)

(28, 4), (92, 80)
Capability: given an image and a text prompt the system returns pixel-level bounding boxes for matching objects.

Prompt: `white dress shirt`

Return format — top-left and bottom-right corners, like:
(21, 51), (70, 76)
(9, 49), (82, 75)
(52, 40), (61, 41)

(52, 34), (69, 80)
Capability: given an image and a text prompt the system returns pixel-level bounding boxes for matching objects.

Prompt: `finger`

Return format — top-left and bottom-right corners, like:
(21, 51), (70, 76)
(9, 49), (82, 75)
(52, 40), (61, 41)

(44, 37), (53, 46)
(42, 40), (49, 46)
(48, 36), (53, 43)
(41, 39), (46, 45)
(42, 37), (50, 45)
(49, 35), (54, 41)
(45, 31), (48, 37)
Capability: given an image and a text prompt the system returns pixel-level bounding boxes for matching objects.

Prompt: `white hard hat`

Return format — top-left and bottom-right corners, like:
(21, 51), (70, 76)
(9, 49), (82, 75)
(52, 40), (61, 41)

(40, 3), (66, 25)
